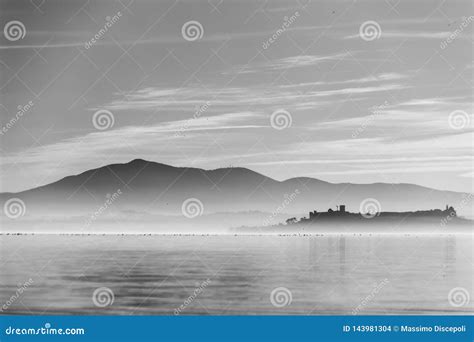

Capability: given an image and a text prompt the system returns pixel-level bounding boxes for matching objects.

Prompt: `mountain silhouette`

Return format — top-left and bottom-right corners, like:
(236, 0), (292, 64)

(1, 159), (471, 221)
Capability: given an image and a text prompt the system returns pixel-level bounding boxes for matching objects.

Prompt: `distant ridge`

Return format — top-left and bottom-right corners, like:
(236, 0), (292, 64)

(1, 159), (472, 220)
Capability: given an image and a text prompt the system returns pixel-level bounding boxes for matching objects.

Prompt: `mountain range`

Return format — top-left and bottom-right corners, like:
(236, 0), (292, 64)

(0, 159), (472, 230)
(1, 159), (472, 231)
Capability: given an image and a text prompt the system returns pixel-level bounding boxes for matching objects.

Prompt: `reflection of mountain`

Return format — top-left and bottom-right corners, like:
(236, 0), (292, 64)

(0, 159), (472, 220)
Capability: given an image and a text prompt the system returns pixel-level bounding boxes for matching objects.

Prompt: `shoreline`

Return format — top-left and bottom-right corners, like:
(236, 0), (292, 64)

(0, 231), (472, 236)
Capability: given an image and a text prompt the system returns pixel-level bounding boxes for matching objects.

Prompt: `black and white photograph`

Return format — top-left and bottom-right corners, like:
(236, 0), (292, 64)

(0, 0), (472, 334)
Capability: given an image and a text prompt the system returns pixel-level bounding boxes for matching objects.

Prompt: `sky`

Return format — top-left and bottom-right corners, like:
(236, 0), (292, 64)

(0, 0), (473, 193)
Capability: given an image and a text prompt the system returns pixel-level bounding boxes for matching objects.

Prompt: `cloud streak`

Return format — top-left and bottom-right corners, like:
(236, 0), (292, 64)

(344, 31), (453, 40)
(103, 72), (409, 114)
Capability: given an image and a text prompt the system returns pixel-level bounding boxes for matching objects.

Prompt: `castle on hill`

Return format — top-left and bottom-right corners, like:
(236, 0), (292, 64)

(286, 204), (457, 225)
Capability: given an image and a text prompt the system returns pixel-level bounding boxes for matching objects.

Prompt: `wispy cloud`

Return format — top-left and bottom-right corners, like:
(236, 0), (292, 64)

(344, 31), (452, 40)
(314, 95), (472, 136)
(247, 155), (474, 166)
(104, 76), (409, 113)
(224, 53), (350, 75)
(310, 164), (473, 176)
(1, 0), (472, 194)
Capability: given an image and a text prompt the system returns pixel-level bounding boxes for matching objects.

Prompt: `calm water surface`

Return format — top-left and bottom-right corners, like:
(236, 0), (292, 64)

(0, 234), (472, 315)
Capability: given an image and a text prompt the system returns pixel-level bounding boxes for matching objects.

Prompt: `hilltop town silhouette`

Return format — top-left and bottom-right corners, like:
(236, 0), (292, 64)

(232, 204), (471, 234)
(282, 204), (464, 228)
(287, 204), (456, 222)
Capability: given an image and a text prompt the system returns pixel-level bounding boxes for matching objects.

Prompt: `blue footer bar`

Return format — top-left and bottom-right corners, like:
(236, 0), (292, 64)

(1, 316), (473, 341)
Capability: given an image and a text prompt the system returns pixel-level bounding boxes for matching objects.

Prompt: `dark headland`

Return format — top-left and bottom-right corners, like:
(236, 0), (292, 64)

(237, 204), (472, 233)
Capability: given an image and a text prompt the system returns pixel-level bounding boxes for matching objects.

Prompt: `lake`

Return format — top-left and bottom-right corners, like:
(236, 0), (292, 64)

(0, 234), (472, 315)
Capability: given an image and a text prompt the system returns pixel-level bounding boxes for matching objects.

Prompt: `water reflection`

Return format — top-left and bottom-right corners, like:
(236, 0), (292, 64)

(0, 234), (472, 315)
(339, 236), (346, 276)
